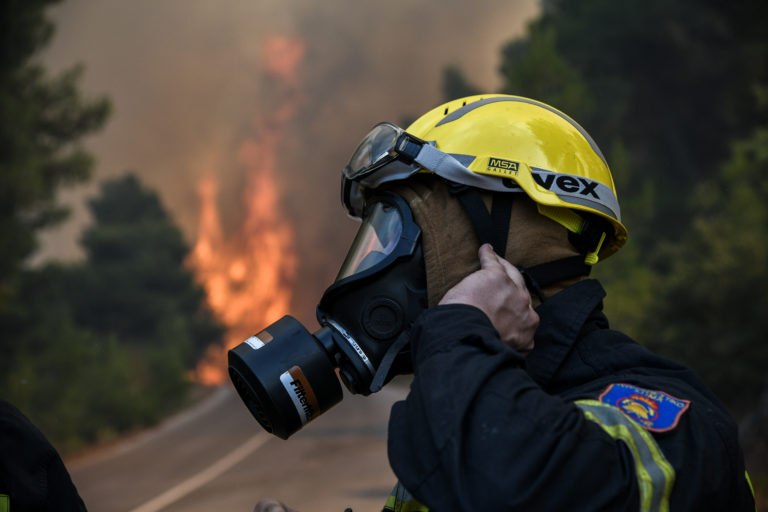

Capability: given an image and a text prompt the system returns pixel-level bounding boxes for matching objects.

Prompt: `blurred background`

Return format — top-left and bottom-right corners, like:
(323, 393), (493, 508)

(1, 0), (767, 509)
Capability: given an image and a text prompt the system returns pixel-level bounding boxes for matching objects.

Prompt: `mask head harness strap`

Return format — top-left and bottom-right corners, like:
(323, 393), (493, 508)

(446, 181), (513, 258)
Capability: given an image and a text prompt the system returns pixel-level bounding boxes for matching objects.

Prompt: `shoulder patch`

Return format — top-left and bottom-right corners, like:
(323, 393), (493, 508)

(599, 383), (690, 432)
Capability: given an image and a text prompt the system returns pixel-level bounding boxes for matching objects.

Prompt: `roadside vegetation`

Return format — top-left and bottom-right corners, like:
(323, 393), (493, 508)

(0, 0), (223, 454)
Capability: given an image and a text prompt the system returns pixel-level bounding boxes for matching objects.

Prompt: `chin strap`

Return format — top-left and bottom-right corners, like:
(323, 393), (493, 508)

(520, 256), (592, 303)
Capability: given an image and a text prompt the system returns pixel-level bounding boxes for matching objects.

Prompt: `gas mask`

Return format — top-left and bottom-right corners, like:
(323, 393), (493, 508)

(228, 191), (427, 439)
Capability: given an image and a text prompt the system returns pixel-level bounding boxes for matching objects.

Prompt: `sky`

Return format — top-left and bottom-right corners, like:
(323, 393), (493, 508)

(39, 0), (539, 324)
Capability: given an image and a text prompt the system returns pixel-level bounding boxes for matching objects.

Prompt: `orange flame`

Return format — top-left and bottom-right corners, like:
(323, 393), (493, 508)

(262, 36), (305, 86)
(188, 36), (304, 385)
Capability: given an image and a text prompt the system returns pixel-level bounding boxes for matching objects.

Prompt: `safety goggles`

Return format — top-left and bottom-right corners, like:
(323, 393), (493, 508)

(335, 192), (420, 282)
(341, 122), (514, 219)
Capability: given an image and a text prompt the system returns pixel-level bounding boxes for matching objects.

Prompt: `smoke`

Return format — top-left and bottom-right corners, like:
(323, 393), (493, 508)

(40, 0), (538, 324)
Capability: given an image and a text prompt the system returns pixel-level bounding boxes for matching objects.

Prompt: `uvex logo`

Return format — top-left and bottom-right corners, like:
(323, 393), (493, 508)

(531, 170), (601, 199)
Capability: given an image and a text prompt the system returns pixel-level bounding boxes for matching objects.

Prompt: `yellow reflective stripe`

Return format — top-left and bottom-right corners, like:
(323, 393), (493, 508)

(0, 494), (8, 512)
(745, 471), (757, 512)
(576, 399), (675, 512)
(383, 482), (429, 512)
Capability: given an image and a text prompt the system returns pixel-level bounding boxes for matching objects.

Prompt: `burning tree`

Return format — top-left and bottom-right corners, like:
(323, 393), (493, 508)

(188, 36), (305, 385)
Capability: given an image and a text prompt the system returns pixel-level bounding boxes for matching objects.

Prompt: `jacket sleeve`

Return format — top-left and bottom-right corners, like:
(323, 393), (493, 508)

(0, 400), (88, 512)
(387, 304), (640, 511)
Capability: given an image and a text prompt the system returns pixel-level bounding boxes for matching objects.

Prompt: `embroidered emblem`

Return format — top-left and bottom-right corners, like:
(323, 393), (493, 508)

(598, 383), (690, 432)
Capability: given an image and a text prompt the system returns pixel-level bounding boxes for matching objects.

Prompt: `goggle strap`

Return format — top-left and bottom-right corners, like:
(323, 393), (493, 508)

(395, 133), (423, 164)
(415, 144), (493, 191)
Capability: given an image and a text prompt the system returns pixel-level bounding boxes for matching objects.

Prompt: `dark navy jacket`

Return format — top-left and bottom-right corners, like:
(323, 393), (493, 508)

(0, 400), (87, 512)
(388, 279), (755, 511)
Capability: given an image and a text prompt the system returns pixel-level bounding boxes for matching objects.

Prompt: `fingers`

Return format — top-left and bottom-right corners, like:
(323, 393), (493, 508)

(438, 244), (539, 353)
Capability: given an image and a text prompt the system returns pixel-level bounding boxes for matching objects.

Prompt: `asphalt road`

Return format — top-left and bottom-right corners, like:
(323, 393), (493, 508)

(68, 384), (408, 512)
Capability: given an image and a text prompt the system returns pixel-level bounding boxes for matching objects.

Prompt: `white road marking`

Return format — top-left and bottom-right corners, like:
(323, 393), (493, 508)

(128, 433), (271, 512)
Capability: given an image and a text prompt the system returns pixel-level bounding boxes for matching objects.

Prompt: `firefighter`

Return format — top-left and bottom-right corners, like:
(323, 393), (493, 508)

(256, 94), (756, 511)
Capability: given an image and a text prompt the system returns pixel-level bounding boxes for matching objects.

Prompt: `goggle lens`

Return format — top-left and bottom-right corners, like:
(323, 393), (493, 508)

(344, 123), (402, 179)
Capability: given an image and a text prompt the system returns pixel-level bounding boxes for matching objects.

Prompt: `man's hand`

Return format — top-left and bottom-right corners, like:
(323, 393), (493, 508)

(439, 243), (539, 354)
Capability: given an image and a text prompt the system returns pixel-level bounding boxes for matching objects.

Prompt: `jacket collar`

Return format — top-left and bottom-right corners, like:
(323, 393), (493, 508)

(525, 279), (606, 388)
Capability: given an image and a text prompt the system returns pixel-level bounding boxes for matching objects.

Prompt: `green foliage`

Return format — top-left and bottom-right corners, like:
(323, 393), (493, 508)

(0, 1), (221, 453)
(3, 263), (206, 453)
(1, 175), (223, 452)
(498, 0), (768, 253)
(499, 24), (593, 121)
(0, 0), (110, 291)
(643, 126), (768, 411)
(72, 174), (222, 366)
(4, 282), (143, 453)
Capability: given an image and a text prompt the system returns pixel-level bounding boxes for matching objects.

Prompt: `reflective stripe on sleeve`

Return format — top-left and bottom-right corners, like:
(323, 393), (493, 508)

(382, 481), (429, 512)
(745, 471), (757, 512)
(576, 399), (675, 512)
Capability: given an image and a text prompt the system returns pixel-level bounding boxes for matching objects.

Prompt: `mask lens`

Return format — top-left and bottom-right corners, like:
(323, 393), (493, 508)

(336, 201), (404, 281)
(344, 123), (401, 179)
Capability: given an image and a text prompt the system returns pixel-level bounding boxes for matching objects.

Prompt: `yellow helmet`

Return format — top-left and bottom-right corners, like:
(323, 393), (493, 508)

(405, 94), (627, 260)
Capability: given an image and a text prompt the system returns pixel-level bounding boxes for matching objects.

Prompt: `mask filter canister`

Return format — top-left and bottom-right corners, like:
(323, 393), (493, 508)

(228, 316), (343, 439)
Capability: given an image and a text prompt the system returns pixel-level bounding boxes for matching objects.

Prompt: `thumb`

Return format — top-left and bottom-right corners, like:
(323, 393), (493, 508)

(478, 243), (503, 271)
(478, 243), (527, 291)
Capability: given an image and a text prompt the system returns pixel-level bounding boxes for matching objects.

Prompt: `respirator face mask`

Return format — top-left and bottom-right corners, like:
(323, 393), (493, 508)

(228, 191), (427, 439)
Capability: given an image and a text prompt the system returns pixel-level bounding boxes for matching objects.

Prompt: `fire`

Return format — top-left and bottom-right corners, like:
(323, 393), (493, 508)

(262, 36), (305, 87)
(188, 36), (304, 385)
